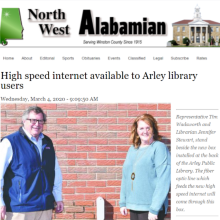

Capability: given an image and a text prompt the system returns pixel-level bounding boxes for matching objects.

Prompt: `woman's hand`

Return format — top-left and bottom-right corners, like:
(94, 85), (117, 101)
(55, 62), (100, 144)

(120, 207), (128, 216)
(148, 212), (158, 220)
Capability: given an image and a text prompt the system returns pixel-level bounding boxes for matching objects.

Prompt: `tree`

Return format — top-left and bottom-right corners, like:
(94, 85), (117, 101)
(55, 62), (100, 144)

(183, 37), (190, 46)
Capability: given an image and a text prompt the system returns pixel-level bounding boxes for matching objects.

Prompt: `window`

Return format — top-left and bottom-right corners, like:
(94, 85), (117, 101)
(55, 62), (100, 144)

(216, 27), (219, 32)
(177, 36), (180, 41)
(217, 36), (219, 41)
(211, 27), (213, 32)
(177, 27), (180, 32)
(183, 36), (185, 39)
(202, 36), (205, 41)
(182, 27), (185, 32)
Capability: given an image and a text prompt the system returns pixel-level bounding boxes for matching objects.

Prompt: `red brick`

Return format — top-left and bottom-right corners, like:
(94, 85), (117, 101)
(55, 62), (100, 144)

(68, 125), (87, 131)
(68, 139), (87, 145)
(63, 188), (75, 194)
(57, 132), (77, 138)
(68, 111), (87, 117)
(7, 111), (23, 117)
(63, 200), (73, 206)
(60, 167), (67, 173)
(117, 132), (130, 138)
(55, 213), (74, 219)
(88, 153), (107, 159)
(97, 104), (117, 110)
(97, 146), (116, 152)
(108, 139), (128, 145)
(117, 146), (130, 152)
(108, 111), (127, 117)
(68, 181), (86, 187)
(16, 104), (36, 110)
(1, 132), (11, 137)
(97, 173), (116, 180)
(98, 118), (117, 124)
(89, 139), (108, 145)
(108, 125), (127, 131)
(76, 160), (96, 166)
(106, 194), (120, 199)
(67, 153), (87, 159)
(76, 188), (95, 193)
(84, 194), (106, 200)
(158, 125), (167, 131)
(108, 167), (122, 173)
(1, 125), (6, 131)
(61, 159), (75, 166)
(118, 104), (137, 110)
(56, 145), (76, 151)
(118, 118), (135, 124)
(57, 104), (77, 110)
(167, 125), (171, 131)
(88, 167), (107, 173)
(75, 213), (94, 219)
(47, 111), (66, 117)
(77, 104), (97, 110)
(37, 104), (57, 110)
(77, 132), (97, 138)
(1, 118), (17, 124)
(84, 207), (96, 212)
(160, 132), (171, 138)
(66, 206), (84, 213)
(57, 118), (76, 124)
(56, 152), (67, 159)
(87, 111), (107, 117)
(148, 110), (168, 117)
(77, 174), (96, 180)
(116, 160), (125, 166)
(77, 146), (96, 152)
(97, 160), (115, 166)
(107, 180), (122, 186)
(63, 174), (77, 180)
(63, 194), (84, 200)
(97, 132), (117, 138)
(43, 132), (57, 138)
(78, 118), (97, 124)
(96, 187), (115, 193)
(7, 125), (21, 131)
(128, 110), (147, 117)
(1, 111), (6, 117)
(1, 104), (16, 110)
(108, 153), (127, 159)
(75, 201), (94, 206)
(138, 104), (157, 110)
(158, 104), (171, 110)
(68, 167), (87, 173)
(47, 125), (67, 131)
(53, 139), (67, 145)
(87, 181), (106, 187)
(46, 118), (56, 124)
(157, 118), (171, 124)
(88, 125), (107, 131)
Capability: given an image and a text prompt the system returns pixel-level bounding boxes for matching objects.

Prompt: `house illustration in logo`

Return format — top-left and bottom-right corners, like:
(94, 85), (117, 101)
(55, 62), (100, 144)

(0, 8), (23, 46)
(172, 5), (220, 45)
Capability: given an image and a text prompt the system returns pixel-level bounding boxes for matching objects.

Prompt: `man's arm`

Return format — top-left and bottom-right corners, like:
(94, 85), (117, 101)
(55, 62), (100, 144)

(53, 157), (63, 213)
(0, 138), (13, 219)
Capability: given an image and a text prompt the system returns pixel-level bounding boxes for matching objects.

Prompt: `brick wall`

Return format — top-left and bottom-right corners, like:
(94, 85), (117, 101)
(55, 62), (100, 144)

(1, 103), (171, 220)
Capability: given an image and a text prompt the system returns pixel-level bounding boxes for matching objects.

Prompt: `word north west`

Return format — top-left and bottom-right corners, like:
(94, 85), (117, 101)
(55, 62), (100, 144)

(28, 9), (70, 35)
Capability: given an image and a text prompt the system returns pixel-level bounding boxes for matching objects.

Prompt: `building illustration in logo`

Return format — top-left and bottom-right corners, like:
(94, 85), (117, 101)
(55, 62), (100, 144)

(0, 8), (23, 46)
(172, 5), (220, 45)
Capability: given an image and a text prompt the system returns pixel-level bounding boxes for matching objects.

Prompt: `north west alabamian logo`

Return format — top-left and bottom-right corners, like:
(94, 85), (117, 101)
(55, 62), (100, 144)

(0, 8), (23, 46)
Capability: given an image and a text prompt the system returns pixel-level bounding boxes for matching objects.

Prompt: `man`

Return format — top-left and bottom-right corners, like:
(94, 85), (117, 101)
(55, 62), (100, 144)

(0, 106), (63, 220)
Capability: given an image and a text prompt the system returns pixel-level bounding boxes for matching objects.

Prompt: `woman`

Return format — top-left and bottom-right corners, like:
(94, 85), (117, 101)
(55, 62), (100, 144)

(119, 114), (171, 220)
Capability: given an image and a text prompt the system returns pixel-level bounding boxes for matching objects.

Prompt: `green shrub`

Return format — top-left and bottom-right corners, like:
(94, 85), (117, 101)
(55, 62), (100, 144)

(169, 40), (178, 45)
(183, 37), (190, 46)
